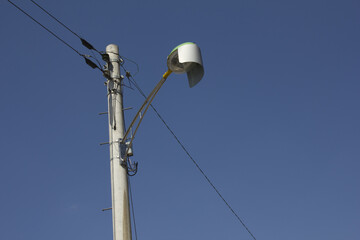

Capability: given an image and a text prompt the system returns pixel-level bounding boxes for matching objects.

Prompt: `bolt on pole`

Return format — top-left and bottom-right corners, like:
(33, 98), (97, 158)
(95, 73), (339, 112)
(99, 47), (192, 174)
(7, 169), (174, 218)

(106, 44), (132, 240)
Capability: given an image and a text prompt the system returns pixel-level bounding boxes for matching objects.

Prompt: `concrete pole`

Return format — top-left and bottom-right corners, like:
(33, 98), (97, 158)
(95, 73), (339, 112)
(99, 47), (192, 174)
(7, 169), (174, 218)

(106, 44), (132, 240)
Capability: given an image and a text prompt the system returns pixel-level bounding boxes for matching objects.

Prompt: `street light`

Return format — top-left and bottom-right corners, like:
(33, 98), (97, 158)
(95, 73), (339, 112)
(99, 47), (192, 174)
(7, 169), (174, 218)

(122, 42), (204, 151)
(106, 42), (204, 240)
(167, 42), (204, 88)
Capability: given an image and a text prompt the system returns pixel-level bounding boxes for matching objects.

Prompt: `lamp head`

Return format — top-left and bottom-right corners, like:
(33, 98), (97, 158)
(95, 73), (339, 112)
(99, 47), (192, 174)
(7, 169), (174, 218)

(167, 42), (204, 88)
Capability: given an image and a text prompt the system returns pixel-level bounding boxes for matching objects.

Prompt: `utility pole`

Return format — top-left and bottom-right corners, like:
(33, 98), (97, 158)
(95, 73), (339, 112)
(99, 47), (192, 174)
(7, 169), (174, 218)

(103, 42), (204, 240)
(106, 44), (132, 240)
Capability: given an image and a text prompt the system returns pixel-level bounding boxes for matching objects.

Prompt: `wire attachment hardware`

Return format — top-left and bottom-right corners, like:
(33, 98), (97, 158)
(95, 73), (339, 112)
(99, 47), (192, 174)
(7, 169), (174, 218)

(80, 38), (95, 50)
(103, 69), (110, 79)
(102, 53), (110, 63)
(84, 57), (99, 69)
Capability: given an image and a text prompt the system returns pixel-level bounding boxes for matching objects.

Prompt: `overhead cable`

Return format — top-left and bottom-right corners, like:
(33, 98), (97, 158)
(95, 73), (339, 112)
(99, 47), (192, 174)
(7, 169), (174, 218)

(8, 0), (81, 56)
(123, 70), (257, 240)
(8, 0), (102, 71)
(30, 0), (102, 55)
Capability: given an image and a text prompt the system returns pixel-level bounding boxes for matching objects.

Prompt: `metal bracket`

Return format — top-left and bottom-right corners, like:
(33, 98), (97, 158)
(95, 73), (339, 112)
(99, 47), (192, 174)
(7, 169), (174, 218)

(103, 70), (110, 79)
(102, 207), (112, 212)
(120, 141), (127, 157)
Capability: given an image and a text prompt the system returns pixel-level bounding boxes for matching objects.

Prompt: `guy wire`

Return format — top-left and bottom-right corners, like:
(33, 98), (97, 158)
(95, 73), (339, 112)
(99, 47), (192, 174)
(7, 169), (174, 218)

(128, 177), (138, 240)
(122, 68), (257, 240)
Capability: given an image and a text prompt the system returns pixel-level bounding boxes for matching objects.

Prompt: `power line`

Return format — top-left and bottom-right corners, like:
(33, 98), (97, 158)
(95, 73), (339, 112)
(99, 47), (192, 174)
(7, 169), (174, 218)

(30, 0), (103, 55)
(30, 0), (81, 38)
(8, 0), (82, 56)
(8, 0), (103, 71)
(123, 69), (257, 240)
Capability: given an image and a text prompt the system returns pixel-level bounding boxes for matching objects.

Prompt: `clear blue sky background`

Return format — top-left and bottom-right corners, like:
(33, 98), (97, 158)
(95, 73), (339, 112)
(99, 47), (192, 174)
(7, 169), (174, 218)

(0, 0), (359, 239)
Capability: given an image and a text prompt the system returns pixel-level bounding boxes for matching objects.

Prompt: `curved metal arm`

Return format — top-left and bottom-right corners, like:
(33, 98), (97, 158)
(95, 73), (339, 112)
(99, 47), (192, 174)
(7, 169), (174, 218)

(121, 70), (172, 153)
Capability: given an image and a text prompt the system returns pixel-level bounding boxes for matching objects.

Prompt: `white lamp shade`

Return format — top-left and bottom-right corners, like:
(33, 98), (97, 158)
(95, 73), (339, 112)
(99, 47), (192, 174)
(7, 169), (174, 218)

(167, 42), (204, 88)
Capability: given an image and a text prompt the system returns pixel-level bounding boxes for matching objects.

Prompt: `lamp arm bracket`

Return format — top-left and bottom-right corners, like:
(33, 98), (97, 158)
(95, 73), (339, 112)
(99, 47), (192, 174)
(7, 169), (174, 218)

(122, 70), (172, 144)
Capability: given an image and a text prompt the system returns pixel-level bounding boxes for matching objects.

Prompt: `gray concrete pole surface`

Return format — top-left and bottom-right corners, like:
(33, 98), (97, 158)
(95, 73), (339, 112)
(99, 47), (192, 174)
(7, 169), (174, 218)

(106, 44), (132, 240)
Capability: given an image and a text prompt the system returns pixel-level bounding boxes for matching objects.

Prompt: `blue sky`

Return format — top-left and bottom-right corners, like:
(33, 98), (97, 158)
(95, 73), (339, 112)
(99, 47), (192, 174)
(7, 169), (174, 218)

(0, 0), (359, 239)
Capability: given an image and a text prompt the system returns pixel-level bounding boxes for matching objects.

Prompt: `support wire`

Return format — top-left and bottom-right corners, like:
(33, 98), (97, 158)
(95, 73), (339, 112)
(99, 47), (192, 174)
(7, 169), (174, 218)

(128, 177), (138, 240)
(123, 69), (258, 240)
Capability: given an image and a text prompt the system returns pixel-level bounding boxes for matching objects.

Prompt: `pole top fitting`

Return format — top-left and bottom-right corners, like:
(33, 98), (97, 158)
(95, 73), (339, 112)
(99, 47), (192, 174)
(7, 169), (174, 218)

(106, 44), (119, 54)
(106, 44), (120, 64)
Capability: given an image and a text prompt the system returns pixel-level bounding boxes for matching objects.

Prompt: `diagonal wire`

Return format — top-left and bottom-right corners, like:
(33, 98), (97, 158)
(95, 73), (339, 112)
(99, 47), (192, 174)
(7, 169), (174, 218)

(30, 0), (103, 55)
(122, 56), (140, 76)
(90, 49), (102, 67)
(30, 0), (81, 38)
(8, 0), (103, 71)
(128, 177), (138, 240)
(8, 0), (83, 57)
(123, 69), (257, 240)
